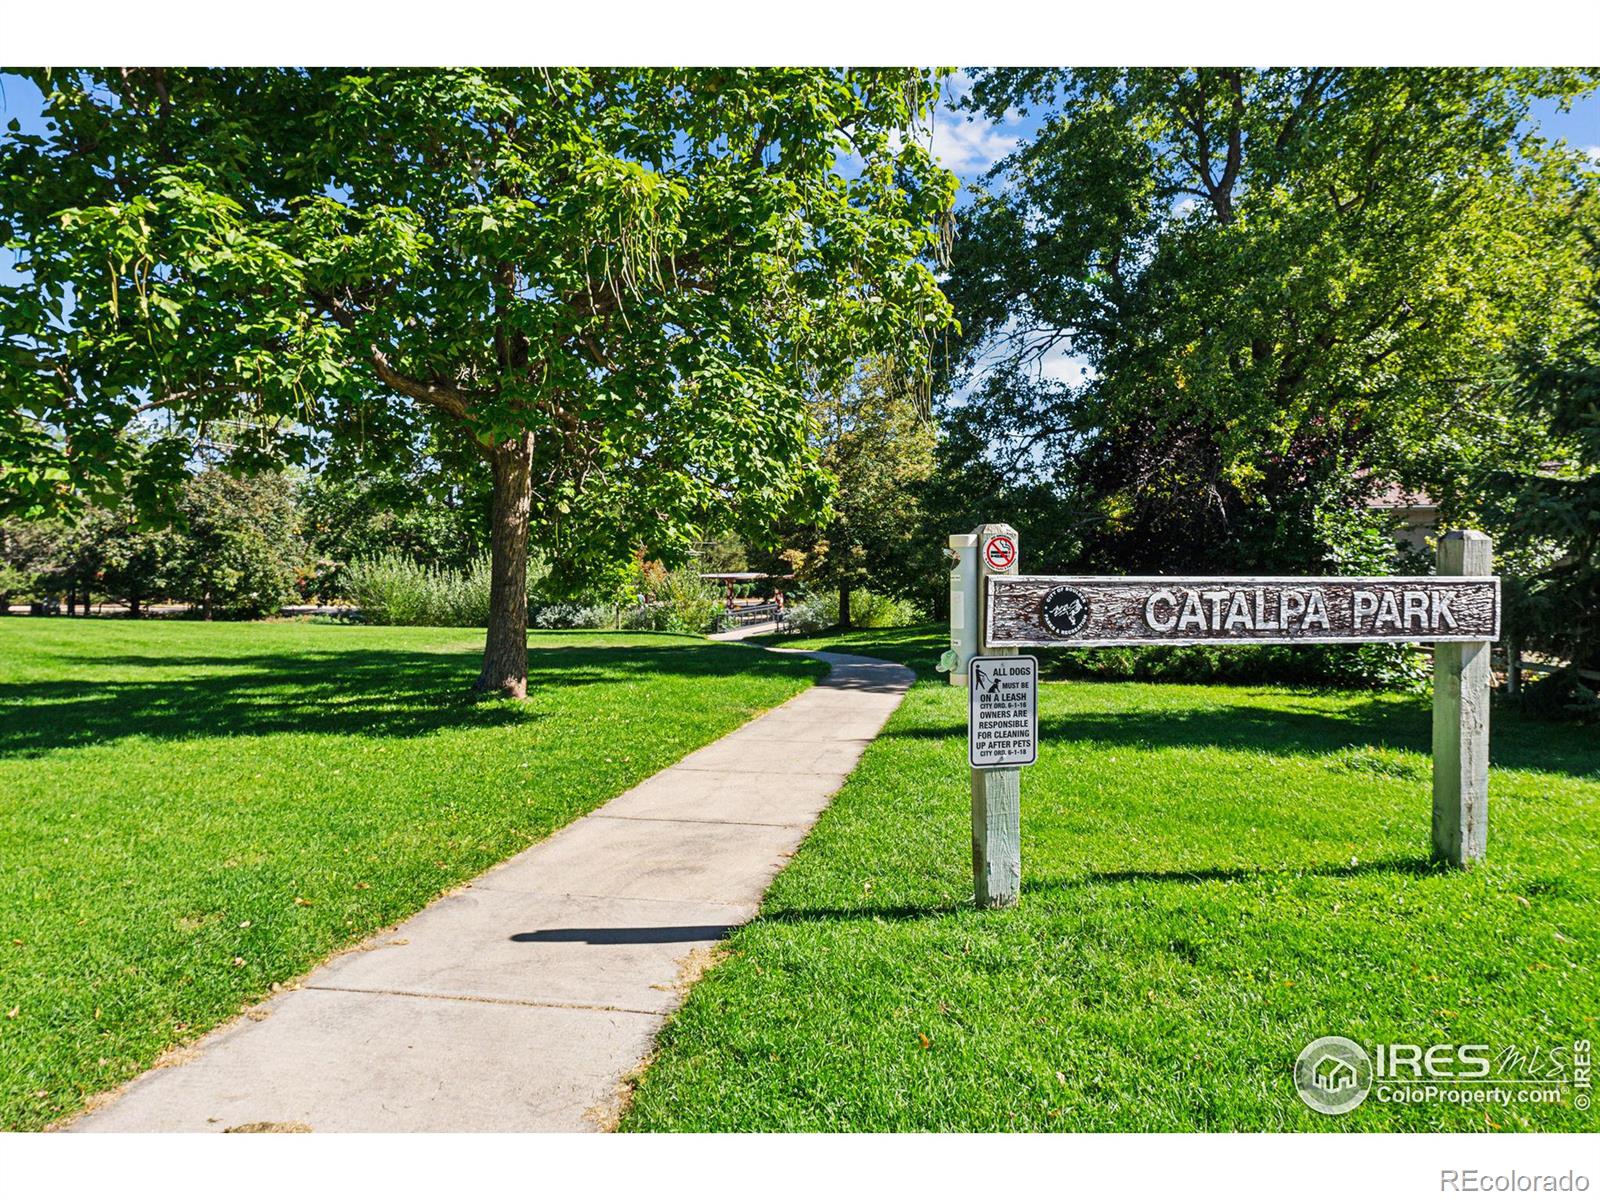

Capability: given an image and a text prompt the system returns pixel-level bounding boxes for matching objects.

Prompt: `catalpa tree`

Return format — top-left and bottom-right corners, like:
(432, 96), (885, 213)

(0, 69), (956, 694)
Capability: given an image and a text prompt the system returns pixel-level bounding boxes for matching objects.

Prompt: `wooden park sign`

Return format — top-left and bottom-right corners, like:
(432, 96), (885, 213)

(947, 523), (1499, 909)
(987, 576), (1499, 647)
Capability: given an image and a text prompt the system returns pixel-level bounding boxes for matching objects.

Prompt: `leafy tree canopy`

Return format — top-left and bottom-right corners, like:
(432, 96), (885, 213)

(784, 356), (937, 621)
(944, 68), (1600, 573)
(1, 67), (956, 691)
(1483, 235), (1600, 679)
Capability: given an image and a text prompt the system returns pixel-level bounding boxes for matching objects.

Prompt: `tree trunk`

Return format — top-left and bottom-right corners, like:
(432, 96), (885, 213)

(839, 583), (852, 628)
(475, 433), (535, 698)
(129, 594), (142, 619)
(66, 585), (76, 616)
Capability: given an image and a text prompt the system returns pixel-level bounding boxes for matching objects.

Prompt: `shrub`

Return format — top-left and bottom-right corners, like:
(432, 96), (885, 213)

(1038, 642), (1429, 691)
(616, 569), (722, 634)
(1518, 668), (1600, 724)
(0, 561), (33, 607)
(344, 553), (493, 627)
(620, 604), (660, 631)
(784, 594), (836, 634)
(529, 602), (614, 630)
(849, 590), (922, 628)
(784, 588), (921, 634)
(656, 568), (722, 633)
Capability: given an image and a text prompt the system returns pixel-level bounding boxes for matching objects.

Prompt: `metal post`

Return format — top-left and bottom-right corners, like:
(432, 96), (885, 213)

(971, 522), (1021, 907)
(1432, 530), (1493, 867)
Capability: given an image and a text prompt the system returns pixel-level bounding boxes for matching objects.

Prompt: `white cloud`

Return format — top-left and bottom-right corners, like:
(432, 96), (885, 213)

(1038, 343), (1095, 384)
(891, 110), (1015, 177)
(1584, 144), (1600, 164)
(925, 114), (1017, 176)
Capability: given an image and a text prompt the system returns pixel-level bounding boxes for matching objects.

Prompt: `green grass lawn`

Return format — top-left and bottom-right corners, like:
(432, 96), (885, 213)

(624, 625), (1600, 1132)
(0, 618), (824, 1131)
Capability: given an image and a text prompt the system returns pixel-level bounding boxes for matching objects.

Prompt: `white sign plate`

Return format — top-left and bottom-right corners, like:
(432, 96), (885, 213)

(968, 655), (1038, 769)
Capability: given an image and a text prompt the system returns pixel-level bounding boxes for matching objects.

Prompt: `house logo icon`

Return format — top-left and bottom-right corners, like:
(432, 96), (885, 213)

(1294, 1036), (1373, 1114)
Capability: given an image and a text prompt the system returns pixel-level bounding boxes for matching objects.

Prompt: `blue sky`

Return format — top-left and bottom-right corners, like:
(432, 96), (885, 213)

(4, 68), (1598, 301)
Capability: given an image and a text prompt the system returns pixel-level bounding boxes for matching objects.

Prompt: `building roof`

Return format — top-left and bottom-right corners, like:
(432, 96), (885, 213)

(1361, 476), (1437, 510)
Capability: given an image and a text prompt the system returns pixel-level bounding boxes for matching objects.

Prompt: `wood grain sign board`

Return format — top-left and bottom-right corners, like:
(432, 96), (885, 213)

(986, 576), (1500, 647)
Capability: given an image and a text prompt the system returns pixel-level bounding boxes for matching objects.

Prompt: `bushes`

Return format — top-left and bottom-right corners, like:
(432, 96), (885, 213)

(343, 554), (493, 627)
(786, 588), (922, 634)
(529, 602), (615, 630)
(1517, 668), (1600, 724)
(618, 568), (723, 634)
(656, 568), (722, 633)
(344, 554), (723, 633)
(1039, 642), (1430, 690)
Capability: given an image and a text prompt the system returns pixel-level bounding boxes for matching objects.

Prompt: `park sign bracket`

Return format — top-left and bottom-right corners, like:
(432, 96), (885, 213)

(949, 526), (1500, 910)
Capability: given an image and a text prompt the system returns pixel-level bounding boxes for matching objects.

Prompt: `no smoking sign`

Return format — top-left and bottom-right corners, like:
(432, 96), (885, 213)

(983, 534), (1016, 572)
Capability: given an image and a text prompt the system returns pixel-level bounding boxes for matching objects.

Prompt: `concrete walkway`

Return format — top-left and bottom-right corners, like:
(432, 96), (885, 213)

(70, 642), (912, 1133)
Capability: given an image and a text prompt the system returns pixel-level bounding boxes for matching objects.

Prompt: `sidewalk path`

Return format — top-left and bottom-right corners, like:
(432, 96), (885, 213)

(70, 640), (912, 1133)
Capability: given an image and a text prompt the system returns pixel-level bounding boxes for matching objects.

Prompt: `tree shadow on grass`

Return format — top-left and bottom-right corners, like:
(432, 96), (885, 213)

(0, 640), (820, 758)
(758, 626), (947, 677)
(884, 695), (1600, 780)
(746, 854), (1442, 927)
(1029, 853), (1439, 891)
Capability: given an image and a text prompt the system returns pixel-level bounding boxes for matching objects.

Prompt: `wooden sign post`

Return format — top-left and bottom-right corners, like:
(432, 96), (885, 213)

(954, 526), (1500, 897)
(1432, 531), (1494, 866)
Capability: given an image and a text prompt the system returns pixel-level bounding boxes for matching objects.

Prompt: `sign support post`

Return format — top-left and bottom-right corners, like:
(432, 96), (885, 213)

(1432, 530), (1493, 867)
(971, 522), (1022, 908)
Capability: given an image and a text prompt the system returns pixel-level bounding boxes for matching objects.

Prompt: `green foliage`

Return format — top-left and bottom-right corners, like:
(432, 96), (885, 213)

(1514, 668), (1600, 724)
(342, 553), (494, 627)
(942, 68), (1600, 578)
(614, 566), (722, 634)
(2, 488), (222, 615)
(0, 518), (74, 602)
(0, 68), (956, 606)
(299, 468), (489, 599)
(165, 470), (301, 619)
(1481, 236), (1600, 673)
(0, 620), (825, 1130)
(655, 568), (723, 634)
(529, 602), (615, 631)
(0, 559), (30, 604)
(786, 588), (922, 634)
(785, 356), (940, 612)
(690, 533), (749, 574)
(77, 502), (179, 613)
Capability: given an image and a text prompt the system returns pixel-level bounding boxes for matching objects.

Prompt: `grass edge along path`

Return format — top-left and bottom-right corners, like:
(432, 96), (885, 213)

(0, 620), (825, 1131)
(621, 624), (1599, 1132)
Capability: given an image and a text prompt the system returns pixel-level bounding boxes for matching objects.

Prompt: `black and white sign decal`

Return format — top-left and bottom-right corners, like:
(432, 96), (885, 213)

(1039, 585), (1089, 637)
(986, 576), (1500, 647)
(968, 655), (1038, 769)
